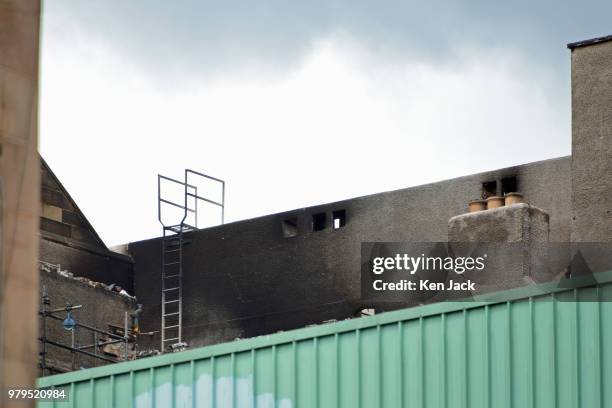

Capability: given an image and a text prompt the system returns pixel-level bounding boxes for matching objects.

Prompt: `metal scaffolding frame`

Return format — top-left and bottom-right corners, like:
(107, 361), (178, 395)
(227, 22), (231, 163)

(39, 286), (132, 375)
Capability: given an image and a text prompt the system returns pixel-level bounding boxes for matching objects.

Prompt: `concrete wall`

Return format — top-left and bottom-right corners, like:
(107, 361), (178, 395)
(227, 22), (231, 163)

(0, 1), (40, 405)
(130, 156), (572, 349)
(448, 203), (557, 296)
(448, 203), (550, 243)
(570, 37), (612, 242)
(39, 268), (136, 375)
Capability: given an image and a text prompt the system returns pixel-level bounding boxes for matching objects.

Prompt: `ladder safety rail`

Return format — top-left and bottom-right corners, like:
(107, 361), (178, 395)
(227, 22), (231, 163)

(185, 192), (222, 207)
(157, 169), (225, 352)
(185, 169), (225, 224)
(158, 175), (198, 225)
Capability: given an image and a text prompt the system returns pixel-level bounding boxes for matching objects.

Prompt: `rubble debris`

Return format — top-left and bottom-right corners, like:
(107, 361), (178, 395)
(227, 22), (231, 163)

(102, 341), (125, 358)
(137, 349), (161, 359)
(39, 261), (73, 278)
(168, 342), (188, 353)
(39, 261), (136, 299)
(359, 308), (376, 316)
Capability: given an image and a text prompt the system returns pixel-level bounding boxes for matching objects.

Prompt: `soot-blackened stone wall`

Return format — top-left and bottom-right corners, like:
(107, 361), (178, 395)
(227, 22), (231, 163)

(130, 157), (571, 350)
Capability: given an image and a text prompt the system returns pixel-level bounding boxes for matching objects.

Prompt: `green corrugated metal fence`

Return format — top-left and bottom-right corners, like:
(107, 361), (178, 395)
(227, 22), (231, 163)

(38, 271), (612, 408)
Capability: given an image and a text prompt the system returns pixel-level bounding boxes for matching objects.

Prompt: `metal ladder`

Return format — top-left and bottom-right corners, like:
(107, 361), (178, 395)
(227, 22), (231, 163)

(160, 222), (194, 349)
(158, 170), (225, 352)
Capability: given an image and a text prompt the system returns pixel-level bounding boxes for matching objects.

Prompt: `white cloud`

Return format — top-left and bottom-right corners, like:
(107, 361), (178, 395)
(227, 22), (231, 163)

(40, 23), (569, 246)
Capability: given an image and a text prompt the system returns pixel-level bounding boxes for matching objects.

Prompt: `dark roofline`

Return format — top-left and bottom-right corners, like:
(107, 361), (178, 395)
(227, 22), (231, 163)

(567, 34), (612, 50)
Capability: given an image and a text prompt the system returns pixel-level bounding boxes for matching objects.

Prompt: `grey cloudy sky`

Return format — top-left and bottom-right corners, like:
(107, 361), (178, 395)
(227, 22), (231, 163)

(40, 1), (611, 245)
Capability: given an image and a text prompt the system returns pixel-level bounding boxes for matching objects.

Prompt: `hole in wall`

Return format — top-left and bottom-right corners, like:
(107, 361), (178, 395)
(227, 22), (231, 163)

(312, 212), (327, 232)
(282, 217), (298, 238)
(482, 180), (497, 198)
(501, 176), (518, 195)
(332, 209), (346, 229)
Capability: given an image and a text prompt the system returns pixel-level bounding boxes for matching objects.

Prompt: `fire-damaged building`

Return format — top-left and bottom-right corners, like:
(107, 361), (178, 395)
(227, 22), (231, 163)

(38, 34), (612, 374)
(38, 159), (137, 374)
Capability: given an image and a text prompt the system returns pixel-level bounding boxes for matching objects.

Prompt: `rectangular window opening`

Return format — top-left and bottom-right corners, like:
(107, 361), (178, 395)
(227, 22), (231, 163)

(332, 209), (346, 229)
(482, 180), (497, 198)
(282, 217), (298, 238)
(501, 176), (518, 196)
(312, 212), (327, 232)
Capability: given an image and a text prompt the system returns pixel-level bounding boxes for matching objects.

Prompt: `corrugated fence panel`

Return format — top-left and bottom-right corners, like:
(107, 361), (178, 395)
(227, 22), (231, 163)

(38, 272), (612, 408)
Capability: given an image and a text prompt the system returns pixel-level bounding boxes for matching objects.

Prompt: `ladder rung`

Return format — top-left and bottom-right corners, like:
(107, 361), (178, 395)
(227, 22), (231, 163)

(162, 287), (179, 292)
(163, 312), (180, 316)
(164, 300), (180, 304)
(163, 337), (180, 342)
(164, 262), (180, 266)
(165, 249), (181, 253)
(164, 325), (180, 329)
(163, 274), (180, 279)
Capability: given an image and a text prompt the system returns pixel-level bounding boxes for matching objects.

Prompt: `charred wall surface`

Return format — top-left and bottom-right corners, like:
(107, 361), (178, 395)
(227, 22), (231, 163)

(39, 267), (137, 375)
(39, 239), (133, 292)
(39, 158), (134, 292)
(129, 156), (571, 350)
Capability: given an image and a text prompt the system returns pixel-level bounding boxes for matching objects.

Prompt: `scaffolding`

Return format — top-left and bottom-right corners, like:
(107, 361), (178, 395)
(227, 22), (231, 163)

(39, 286), (133, 375)
(157, 169), (225, 351)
